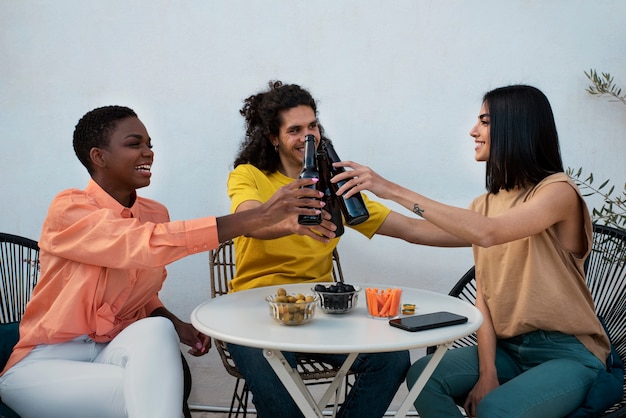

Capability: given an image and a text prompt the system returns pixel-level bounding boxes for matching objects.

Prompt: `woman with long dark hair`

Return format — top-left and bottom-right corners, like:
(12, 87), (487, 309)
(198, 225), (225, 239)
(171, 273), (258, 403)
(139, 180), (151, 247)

(333, 85), (612, 417)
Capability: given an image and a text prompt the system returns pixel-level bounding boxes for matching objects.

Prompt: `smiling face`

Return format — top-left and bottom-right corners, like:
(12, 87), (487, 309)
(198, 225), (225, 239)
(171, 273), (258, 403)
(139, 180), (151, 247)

(271, 105), (321, 178)
(470, 102), (491, 162)
(90, 116), (154, 206)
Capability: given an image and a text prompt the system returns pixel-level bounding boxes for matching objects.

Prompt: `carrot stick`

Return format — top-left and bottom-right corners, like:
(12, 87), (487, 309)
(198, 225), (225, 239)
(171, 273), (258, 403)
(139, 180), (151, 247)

(380, 288), (393, 316)
(381, 291), (390, 317)
(389, 289), (398, 316)
(390, 288), (402, 316)
(375, 292), (385, 309)
(379, 292), (393, 316)
(366, 289), (379, 316)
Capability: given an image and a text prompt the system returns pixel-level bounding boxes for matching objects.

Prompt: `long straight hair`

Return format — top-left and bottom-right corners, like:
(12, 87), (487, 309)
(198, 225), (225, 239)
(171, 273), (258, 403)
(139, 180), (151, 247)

(484, 85), (564, 194)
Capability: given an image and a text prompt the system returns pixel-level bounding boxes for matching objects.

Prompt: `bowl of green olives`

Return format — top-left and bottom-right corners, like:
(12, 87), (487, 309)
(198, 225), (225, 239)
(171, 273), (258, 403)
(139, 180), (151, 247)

(313, 283), (360, 314)
(266, 288), (319, 326)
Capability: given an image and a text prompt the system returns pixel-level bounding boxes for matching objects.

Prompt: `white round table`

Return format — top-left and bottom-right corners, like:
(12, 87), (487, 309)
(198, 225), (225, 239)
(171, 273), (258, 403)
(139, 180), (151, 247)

(191, 283), (482, 417)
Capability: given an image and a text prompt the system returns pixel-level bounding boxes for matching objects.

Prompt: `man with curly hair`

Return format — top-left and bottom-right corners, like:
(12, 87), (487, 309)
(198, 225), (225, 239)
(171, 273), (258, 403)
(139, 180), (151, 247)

(226, 81), (425, 418)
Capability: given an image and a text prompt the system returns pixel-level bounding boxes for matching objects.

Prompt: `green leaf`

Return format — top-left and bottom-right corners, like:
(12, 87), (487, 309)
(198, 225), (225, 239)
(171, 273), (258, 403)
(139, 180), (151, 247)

(598, 179), (610, 189)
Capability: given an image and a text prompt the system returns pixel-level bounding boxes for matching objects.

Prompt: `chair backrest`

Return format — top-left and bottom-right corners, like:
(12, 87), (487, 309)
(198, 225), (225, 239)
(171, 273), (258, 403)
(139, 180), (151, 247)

(209, 239), (344, 298)
(0, 233), (40, 323)
(446, 265), (478, 349)
(584, 224), (626, 370)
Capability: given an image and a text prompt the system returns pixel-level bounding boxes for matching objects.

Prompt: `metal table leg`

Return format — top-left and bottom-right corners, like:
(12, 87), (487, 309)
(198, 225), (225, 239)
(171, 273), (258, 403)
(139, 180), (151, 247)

(263, 349), (359, 418)
(394, 343), (451, 417)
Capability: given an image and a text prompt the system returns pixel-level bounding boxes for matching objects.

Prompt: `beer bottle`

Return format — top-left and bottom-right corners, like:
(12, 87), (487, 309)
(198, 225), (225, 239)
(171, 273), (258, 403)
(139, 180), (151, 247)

(320, 138), (369, 225)
(297, 135), (323, 225)
(317, 143), (344, 237)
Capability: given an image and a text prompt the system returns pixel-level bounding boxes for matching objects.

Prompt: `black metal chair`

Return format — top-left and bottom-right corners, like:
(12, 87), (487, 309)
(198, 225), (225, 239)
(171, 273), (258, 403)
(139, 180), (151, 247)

(0, 233), (41, 418)
(0, 233), (40, 324)
(428, 224), (626, 416)
(208, 239), (354, 417)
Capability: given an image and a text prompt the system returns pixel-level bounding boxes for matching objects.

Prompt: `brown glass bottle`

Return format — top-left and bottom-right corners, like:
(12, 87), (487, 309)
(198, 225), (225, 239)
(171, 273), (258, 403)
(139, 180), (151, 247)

(320, 138), (369, 225)
(316, 144), (345, 237)
(297, 135), (323, 225)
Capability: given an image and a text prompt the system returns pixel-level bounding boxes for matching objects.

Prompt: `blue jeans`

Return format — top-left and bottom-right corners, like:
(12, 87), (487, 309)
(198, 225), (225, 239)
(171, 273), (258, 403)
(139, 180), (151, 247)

(406, 330), (605, 418)
(227, 343), (410, 418)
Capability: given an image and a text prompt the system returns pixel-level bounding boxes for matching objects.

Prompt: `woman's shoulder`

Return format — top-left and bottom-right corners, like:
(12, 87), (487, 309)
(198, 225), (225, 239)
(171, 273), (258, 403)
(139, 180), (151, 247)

(136, 196), (170, 222)
(137, 195), (168, 211)
(532, 172), (580, 196)
(48, 187), (96, 212)
(52, 187), (86, 201)
(538, 172), (571, 185)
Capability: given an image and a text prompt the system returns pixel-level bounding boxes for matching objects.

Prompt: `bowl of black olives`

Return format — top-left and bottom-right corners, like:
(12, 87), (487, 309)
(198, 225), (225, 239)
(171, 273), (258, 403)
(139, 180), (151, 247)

(313, 283), (360, 314)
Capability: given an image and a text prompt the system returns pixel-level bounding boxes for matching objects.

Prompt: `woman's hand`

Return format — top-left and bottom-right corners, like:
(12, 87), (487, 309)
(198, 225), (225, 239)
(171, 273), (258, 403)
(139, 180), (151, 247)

(463, 372), (500, 417)
(286, 208), (337, 242)
(176, 321), (211, 357)
(149, 307), (212, 356)
(232, 203), (336, 242)
(259, 177), (325, 225)
(218, 178), (326, 242)
(330, 161), (395, 200)
(464, 291), (499, 417)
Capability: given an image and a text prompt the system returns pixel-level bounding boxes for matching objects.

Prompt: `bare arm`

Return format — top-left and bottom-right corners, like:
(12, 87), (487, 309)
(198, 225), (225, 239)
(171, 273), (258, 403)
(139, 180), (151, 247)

(216, 177), (326, 243)
(150, 306), (211, 357)
(375, 211), (471, 247)
(463, 285), (499, 417)
(333, 161), (584, 252)
(234, 200), (337, 243)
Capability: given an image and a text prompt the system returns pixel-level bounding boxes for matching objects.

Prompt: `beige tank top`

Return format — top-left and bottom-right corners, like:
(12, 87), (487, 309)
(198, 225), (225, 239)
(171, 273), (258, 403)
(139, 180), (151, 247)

(469, 173), (610, 363)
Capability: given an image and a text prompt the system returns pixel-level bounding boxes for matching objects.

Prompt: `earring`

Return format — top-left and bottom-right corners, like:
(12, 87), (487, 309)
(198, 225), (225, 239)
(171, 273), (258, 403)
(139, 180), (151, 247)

(273, 144), (279, 152)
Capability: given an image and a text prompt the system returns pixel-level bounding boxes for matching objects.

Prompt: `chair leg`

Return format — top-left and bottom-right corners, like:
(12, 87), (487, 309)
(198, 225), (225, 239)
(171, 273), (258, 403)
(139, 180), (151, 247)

(241, 382), (249, 418)
(181, 352), (192, 418)
(341, 375), (353, 408)
(331, 384), (341, 416)
(228, 378), (249, 418)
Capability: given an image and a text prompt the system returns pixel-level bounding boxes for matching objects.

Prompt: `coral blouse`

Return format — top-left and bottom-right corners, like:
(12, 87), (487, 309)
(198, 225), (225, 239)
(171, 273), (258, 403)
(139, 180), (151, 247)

(2, 180), (218, 375)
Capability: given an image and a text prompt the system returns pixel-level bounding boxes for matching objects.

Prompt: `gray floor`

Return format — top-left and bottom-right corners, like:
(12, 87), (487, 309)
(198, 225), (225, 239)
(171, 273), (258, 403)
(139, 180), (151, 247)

(185, 345), (427, 417)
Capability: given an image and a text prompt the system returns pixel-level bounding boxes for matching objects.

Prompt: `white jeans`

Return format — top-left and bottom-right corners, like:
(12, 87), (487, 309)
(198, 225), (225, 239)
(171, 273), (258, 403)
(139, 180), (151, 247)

(0, 317), (183, 418)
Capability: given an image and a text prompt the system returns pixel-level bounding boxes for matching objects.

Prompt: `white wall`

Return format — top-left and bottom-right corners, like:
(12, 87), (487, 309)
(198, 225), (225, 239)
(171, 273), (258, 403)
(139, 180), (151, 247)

(1, 0), (625, 321)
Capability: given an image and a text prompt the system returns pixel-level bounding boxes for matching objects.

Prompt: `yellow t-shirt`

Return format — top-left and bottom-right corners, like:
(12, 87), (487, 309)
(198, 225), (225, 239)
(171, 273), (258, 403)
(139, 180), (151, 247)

(227, 164), (391, 291)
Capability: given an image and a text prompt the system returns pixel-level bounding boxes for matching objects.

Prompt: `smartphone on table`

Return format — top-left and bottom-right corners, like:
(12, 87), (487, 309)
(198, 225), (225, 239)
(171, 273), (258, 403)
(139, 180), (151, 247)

(389, 311), (468, 332)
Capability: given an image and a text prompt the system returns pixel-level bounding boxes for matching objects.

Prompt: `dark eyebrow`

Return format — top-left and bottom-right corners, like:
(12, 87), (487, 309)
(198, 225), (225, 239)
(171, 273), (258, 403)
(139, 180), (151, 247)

(479, 113), (490, 120)
(124, 134), (150, 141)
(286, 119), (318, 131)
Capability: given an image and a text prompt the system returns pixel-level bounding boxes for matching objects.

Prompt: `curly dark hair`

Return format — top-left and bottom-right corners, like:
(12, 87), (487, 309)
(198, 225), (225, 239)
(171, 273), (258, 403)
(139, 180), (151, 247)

(73, 105), (137, 174)
(483, 85), (563, 194)
(234, 80), (322, 172)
